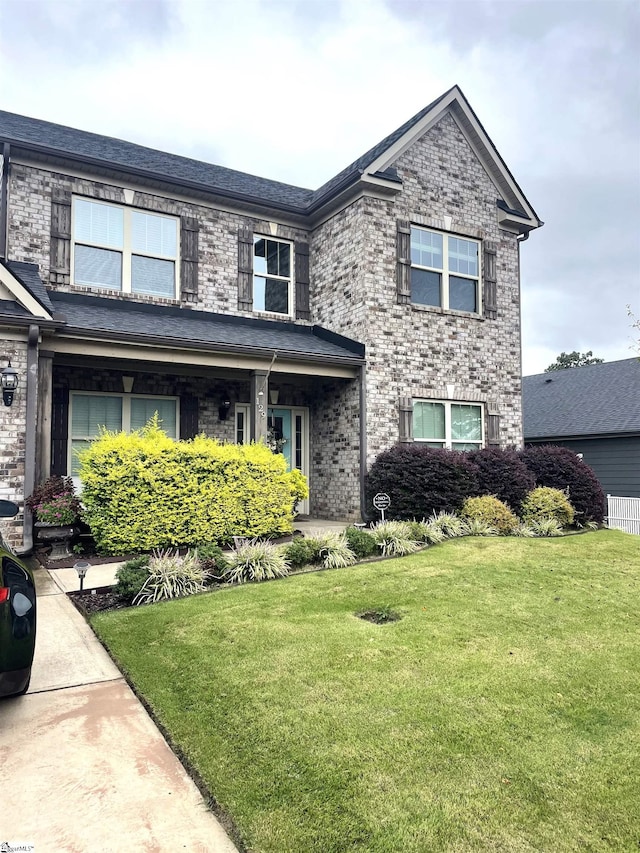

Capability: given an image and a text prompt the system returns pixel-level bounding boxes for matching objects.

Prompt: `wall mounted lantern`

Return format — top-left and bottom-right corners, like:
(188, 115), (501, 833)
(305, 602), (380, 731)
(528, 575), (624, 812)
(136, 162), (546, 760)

(269, 389), (279, 405)
(219, 399), (231, 421)
(1, 360), (19, 407)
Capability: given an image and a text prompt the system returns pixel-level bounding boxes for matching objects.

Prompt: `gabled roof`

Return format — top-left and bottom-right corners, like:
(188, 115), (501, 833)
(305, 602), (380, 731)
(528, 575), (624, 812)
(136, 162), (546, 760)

(523, 359), (640, 439)
(49, 292), (365, 365)
(0, 259), (54, 319)
(0, 86), (540, 229)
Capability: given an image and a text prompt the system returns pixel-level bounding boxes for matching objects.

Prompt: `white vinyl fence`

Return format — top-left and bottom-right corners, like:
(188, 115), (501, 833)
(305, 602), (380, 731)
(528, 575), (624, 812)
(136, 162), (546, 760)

(607, 495), (640, 536)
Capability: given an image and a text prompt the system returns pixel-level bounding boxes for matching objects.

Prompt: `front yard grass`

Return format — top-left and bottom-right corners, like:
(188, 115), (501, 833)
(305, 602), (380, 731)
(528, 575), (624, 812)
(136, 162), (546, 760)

(91, 530), (640, 852)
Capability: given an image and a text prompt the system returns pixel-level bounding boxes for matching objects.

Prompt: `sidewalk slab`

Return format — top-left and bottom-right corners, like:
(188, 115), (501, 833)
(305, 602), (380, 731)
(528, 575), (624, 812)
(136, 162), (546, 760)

(30, 592), (121, 692)
(0, 680), (238, 852)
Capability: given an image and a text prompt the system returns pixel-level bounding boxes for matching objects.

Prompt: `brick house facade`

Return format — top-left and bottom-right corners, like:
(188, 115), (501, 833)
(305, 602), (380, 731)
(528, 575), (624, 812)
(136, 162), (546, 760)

(0, 86), (541, 548)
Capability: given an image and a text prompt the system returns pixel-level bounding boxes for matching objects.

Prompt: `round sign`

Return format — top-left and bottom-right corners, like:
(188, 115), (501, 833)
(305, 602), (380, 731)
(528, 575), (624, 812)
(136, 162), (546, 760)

(373, 492), (391, 511)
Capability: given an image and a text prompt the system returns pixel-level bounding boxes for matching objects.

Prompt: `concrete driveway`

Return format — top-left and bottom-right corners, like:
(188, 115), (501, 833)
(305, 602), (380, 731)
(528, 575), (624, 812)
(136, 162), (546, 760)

(0, 564), (238, 852)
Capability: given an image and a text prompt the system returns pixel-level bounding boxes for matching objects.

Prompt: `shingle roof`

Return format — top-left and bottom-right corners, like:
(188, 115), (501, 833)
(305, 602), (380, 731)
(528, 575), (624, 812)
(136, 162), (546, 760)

(49, 292), (365, 363)
(0, 91), (451, 214)
(0, 299), (30, 317)
(523, 359), (640, 438)
(2, 260), (54, 313)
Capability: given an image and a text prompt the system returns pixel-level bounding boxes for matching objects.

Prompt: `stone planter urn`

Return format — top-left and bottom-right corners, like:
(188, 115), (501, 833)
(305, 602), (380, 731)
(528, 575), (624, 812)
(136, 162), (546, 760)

(35, 522), (77, 560)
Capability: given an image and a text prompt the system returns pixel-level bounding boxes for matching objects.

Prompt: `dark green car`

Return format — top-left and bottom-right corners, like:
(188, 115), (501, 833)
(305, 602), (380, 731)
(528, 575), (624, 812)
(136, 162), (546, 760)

(0, 500), (36, 698)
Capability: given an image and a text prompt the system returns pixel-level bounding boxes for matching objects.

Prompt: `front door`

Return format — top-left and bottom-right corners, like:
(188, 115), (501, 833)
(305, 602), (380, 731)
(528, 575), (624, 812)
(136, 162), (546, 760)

(268, 407), (309, 515)
(236, 405), (310, 515)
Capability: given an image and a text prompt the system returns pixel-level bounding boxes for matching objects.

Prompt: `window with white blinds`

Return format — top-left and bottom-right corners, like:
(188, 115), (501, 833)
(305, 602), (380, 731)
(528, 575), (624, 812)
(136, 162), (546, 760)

(72, 198), (178, 298)
(69, 392), (178, 475)
(413, 400), (483, 451)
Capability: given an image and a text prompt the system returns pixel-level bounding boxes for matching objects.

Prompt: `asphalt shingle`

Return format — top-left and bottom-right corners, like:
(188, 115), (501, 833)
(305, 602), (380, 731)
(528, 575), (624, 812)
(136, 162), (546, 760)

(49, 292), (365, 363)
(2, 260), (54, 313)
(523, 359), (640, 438)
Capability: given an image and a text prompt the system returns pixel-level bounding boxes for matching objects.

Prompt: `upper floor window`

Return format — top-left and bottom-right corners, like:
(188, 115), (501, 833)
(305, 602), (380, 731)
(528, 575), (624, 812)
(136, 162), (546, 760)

(253, 236), (292, 315)
(72, 198), (179, 298)
(413, 400), (483, 451)
(410, 227), (479, 313)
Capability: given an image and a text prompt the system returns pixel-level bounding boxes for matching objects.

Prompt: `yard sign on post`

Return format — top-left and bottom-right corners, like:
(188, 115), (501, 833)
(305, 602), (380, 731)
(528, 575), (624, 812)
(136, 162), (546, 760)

(373, 492), (391, 523)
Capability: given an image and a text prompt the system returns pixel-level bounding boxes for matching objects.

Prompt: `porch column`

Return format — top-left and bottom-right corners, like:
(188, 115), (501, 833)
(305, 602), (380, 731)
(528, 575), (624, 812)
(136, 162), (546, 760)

(250, 370), (268, 443)
(36, 350), (53, 483)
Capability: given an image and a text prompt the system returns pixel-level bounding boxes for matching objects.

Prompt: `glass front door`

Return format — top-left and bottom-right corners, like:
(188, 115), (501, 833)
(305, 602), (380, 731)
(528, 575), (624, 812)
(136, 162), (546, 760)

(268, 407), (308, 515)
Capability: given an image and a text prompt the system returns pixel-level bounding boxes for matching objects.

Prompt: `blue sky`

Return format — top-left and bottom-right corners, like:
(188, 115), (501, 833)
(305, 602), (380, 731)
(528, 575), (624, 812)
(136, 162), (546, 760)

(0, 0), (638, 373)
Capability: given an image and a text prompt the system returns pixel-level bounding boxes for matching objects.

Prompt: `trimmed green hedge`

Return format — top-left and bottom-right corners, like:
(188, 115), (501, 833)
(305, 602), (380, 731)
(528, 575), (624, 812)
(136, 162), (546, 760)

(78, 421), (308, 554)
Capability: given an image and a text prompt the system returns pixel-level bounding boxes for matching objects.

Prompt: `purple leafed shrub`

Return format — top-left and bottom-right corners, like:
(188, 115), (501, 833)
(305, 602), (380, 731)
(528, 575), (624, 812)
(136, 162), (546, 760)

(365, 445), (479, 521)
(467, 447), (535, 513)
(520, 445), (606, 524)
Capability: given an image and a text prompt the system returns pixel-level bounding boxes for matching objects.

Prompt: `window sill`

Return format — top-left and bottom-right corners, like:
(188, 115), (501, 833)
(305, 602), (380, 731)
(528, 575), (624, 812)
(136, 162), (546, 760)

(410, 302), (485, 321)
(252, 310), (296, 322)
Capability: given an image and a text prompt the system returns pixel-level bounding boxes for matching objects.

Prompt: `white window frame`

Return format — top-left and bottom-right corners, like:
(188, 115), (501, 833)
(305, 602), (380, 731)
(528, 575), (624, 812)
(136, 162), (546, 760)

(71, 197), (180, 298)
(253, 235), (293, 317)
(413, 399), (484, 451)
(68, 391), (180, 476)
(410, 226), (481, 314)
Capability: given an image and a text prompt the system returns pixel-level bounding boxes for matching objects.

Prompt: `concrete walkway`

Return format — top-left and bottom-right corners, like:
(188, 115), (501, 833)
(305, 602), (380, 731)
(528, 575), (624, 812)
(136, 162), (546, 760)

(0, 564), (238, 852)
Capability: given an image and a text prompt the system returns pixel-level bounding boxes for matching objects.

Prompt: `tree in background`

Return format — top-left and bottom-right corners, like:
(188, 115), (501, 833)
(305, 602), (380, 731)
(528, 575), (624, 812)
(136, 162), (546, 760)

(544, 350), (604, 372)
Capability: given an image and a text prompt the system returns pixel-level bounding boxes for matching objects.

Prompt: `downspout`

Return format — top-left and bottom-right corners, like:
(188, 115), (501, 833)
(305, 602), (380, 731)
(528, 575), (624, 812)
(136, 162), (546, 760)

(17, 324), (40, 555)
(0, 143), (9, 259)
(359, 362), (368, 521)
(516, 230), (529, 452)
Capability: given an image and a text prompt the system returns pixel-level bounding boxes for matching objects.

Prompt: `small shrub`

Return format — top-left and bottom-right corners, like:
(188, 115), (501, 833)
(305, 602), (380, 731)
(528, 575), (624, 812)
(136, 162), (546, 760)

(114, 555), (150, 601)
(371, 521), (421, 557)
(134, 549), (210, 605)
(313, 531), (356, 569)
(520, 445), (606, 524)
(467, 448), (535, 514)
(530, 518), (564, 537)
(226, 539), (289, 584)
(283, 537), (322, 568)
(428, 512), (468, 538)
(521, 487), (575, 527)
(365, 445), (478, 521)
(26, 475), (82, 523)
(344, 526), (378, 558)
(193, 543), (229, 581)
(461, 496), (519, 535)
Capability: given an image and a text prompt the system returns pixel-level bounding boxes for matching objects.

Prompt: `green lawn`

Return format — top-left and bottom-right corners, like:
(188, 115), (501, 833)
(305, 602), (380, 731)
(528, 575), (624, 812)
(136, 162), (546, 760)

(92, 531), (640, 853)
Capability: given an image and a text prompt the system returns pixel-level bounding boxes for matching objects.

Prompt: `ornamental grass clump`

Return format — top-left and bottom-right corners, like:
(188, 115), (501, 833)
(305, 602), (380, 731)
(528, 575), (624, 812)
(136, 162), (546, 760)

(464, 518), (498, 537)
(428, 511), (468, 539)
(371, 521), (421, 557)
(530, 518), (565, 537)
(309, 530), (356, 569)
(461, 495), (519, 535)
(225, 539), (289, 584)
(133, 549), (210, 605)
(521, 486), (575, 528)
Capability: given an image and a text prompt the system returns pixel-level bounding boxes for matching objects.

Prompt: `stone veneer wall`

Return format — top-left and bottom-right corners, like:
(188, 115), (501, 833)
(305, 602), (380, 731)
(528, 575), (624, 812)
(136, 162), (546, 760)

(311, 113), (524, 471)
(0, 338), (27, 548)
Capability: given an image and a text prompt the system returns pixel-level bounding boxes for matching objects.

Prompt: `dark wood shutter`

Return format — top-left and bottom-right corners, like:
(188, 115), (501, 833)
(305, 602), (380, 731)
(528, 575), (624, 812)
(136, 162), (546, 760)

(295, 241), (310, 320)
(396, 220), (411, 304)
(51, 386), (69, 476)
(180, 394), (199, 440)
(487, 400), (500, 446)
(483, 242), (497, 319)
(180, 216), (199, 301)
(50, 189), (72, 280)
(238, 227), (253, 311)
(399, 396), (413, 443)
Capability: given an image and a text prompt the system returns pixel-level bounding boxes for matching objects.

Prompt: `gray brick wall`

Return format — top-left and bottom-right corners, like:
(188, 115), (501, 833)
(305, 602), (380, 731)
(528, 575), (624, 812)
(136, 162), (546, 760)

(0, 339), (27, 547)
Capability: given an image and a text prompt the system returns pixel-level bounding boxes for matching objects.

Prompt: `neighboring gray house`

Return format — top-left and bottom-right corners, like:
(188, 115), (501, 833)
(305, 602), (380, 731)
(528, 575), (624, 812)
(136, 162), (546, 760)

(0, 85), (541, 547)
(523, 359), (640, 498)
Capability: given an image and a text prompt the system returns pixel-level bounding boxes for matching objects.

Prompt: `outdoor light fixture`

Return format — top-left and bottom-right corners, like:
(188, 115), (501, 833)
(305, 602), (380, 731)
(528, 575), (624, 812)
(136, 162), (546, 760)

(1, 360), (19, 407)
(73, 560), (91, 593)
(269, 389), (279, 405)
(218, 399), (231, 421)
